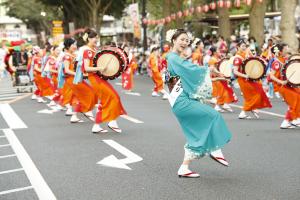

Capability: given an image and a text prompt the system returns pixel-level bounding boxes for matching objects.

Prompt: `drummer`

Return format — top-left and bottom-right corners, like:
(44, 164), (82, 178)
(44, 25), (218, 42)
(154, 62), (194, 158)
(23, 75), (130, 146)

(209, 47), (237, 112)
(79, 28), (127, 133)
(233, 40), (272, 119)
(269, 43), (300, 129)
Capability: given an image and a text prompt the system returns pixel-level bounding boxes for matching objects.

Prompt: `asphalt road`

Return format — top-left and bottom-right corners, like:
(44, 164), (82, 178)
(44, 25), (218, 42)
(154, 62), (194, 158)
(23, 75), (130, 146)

(0, 75), (299, 200)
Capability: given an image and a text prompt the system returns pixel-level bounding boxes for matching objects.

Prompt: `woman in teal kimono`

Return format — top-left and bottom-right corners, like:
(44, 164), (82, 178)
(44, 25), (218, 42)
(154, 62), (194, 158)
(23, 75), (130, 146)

(165, 29), (232, 178)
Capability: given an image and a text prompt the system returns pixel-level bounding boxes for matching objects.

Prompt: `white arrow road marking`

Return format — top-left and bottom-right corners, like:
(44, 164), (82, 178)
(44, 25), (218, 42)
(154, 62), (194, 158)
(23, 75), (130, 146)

(97, 140), (143, 170)
(37, 109), (55, 114)
(120, 115), (144, 124)
(125, 92), (141, 96)
(0, 104), (27, 129)
(229, 104), (285, 118)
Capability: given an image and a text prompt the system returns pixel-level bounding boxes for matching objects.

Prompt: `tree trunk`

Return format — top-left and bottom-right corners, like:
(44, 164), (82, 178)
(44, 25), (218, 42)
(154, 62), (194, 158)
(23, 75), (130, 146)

(217, 7), (231, 42)
(249, 0), (268, 50)
(280, 0), (299, 53)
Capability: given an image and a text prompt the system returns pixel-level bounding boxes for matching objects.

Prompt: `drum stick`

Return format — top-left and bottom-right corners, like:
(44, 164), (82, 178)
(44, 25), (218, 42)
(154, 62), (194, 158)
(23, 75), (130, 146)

(101, 56), (114, 72)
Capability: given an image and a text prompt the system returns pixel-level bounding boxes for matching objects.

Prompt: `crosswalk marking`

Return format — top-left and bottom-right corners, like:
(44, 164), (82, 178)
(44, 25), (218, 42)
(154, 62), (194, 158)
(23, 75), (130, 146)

(0, 76), (31, 103)
(0, 154), (16, 159)
(0, 168), (24, 175)
(0, 186), (34, 196)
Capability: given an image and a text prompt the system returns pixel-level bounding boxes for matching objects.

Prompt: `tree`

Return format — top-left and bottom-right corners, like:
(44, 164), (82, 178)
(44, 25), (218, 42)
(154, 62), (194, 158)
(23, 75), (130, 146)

(280, 0), (299, 52)
(249, 0), (268, 50)
(217, 6), (231, 42)
(2, 0), (61, 45)
(40, 0), (127, 35)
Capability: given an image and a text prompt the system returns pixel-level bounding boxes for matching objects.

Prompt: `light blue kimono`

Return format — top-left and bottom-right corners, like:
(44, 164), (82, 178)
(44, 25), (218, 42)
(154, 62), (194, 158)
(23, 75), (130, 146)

(166, 52), (232, 158)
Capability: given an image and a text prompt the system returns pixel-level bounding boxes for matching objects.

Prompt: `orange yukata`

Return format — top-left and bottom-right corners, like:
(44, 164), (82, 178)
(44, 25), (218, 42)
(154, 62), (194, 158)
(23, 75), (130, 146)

(122, 55), (138, 91)
(270, 56), (285, 93)
(46, 56), (61, 102)
(83, 47), (126, 123)
(209, 56), (237, 105)
(234, 51), (272, 111)
(192, 49), (203, 65)
(208, 56), (220, 99)
(271, 59), (300, 121)
(33, 56), (55, 97)
(59, 53), (77, 106)
(149, 53), (164, 92)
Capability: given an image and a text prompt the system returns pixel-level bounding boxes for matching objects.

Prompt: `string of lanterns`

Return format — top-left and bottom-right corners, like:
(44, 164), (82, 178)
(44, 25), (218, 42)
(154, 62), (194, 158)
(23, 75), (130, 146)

(142, 0), (264, 26)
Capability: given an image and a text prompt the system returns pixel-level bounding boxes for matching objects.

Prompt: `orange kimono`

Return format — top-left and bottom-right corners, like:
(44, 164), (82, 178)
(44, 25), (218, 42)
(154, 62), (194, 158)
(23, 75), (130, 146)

(192, 49), (203, 65)
(208, 56), (219, 98)
(233, 52), (272, 111)
(149, 53), (164, 92)
(83, 47), (126, 123)
(33, 56), (55, 97)
(209, 56), (237, 105)
(122, 55), (137, 91)
(46, 56), (61, 102)
(272, 59), (300, 120)
(59, 53), (77, 106)
(271, 56), (285, 93)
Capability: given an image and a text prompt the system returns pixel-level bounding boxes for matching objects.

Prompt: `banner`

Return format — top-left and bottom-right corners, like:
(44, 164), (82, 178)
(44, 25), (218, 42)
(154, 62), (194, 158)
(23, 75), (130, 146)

(128, 3), (141, 40)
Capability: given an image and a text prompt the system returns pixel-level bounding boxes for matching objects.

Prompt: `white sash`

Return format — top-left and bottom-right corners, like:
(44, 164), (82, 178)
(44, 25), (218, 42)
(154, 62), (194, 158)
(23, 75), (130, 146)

(168, 79), (183, 107)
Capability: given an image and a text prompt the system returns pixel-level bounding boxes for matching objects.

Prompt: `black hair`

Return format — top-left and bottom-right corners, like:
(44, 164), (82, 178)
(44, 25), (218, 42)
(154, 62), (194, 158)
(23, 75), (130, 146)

(82, 28), (98, 44)
(49, 45), (59, 52)
(210, 46), (217, 54)
(271, 43), (288, 54)
(249, 36), (256, 42)
(171, 29), (188, 44)
(63, 38), (76, 51)
(237, 39), (246, 47)
(151, 46), (160, 53)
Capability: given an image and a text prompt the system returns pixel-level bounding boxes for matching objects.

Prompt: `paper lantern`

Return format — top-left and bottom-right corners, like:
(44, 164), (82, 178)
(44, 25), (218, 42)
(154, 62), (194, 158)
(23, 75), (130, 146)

(225, 0), (232, 8)
(165, 16), (171, 23)
(235, 0), (241, 7)
(142, 18), (148, 25)
(177, 11), (183, 18)
(210, 2), (217, 10)
(161, 19), (166, 24)
(183, 9), (189, 16)
(203, 4), (209, 12)
(196, 6), (202, 13)
(171, 13), (176, 20)
(218, 0), (224, 8)
(189, 7), (195, 14)
(245, 0), (252, 5)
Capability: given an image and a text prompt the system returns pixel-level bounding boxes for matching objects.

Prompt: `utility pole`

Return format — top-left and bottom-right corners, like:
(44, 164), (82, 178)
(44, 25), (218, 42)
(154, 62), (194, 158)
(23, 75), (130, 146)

(141, 0), (147, 53)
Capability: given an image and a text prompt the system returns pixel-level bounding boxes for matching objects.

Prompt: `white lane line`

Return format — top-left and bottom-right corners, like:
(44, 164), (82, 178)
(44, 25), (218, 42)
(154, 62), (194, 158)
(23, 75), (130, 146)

(0, 186), (33, 196)
(0, 144), (10, 148)
(229, 104), (285, 118)
(125, 92), (141, 96)
(0, 104), (27, 129)
(0, 154), (16, 159)
(0, 135), (5, 138)
(120, 115), (144, 124)
(0, 168), (23, 175)
(3, 129), (56, 200)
